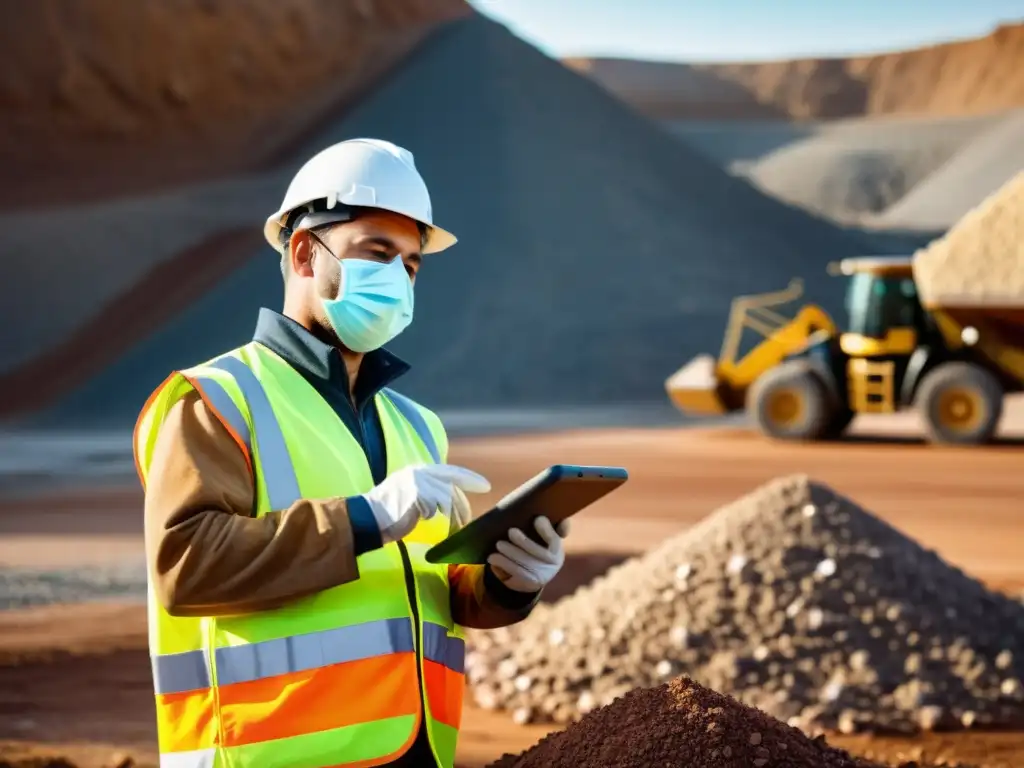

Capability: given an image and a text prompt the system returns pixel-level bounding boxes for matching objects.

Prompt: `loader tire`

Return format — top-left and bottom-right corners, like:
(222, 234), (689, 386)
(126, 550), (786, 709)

(916, 362), (1003, 445)
(750, 360), (833, 442)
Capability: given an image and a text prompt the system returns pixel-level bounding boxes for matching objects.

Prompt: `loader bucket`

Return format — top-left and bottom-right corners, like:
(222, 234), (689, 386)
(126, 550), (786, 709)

(664, 354), (729, 416)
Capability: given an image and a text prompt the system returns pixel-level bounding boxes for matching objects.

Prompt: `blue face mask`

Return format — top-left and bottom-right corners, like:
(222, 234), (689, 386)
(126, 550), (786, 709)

(320, 254), (415, 353)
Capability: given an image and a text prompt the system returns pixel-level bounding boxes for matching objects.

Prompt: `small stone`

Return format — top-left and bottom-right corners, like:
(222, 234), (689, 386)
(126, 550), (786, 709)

(669, 625), (689, 647)
(576, 691), (596, 713)
(996, 650), (1014, 670)
(511, 706), (533, 725)
(727, 553), (748, 574)
(838, 710), (858, 734)
(748, 731), (762, 746)
(1001, 678), (1022, 697)
(807, 608), (824, 630)
(815, 558), (837, 577)
(917, 705), (944, 730)
(849, 649), (870, 671)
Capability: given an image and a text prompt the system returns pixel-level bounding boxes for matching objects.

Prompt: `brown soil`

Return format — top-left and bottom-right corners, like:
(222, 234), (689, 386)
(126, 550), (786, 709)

(491, 679), (876, 768)
(488, 677), (880, 768)
(0, 0), (468, 210)
(2, 425), (1024, 767)
(567, 21), (1024, 120)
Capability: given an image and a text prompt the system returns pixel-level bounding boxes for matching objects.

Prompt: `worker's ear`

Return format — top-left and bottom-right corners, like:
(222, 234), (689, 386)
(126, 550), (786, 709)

(288, 230), (316, 278)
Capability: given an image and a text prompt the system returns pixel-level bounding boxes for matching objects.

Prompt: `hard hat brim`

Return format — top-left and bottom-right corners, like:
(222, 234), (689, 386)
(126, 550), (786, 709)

(422, 224), (457, 254)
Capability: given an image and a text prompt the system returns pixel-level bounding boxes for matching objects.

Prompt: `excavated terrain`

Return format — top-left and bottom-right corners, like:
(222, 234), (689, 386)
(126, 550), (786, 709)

(567, 22), (1024, 120)
(0, 0), (468, 208)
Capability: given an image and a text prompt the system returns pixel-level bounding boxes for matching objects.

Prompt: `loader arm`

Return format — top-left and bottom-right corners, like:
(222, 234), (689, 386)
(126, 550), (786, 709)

(665, 279), (836, 416)
(718, 304), (836, 395)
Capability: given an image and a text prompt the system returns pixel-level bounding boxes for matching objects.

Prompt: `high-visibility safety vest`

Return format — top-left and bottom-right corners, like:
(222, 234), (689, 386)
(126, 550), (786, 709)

(134, 341), (467, 768)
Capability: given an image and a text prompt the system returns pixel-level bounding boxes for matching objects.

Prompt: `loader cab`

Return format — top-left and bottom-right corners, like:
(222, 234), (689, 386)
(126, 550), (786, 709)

(828, 256), (922, 415)
(830, 256), (922, 355)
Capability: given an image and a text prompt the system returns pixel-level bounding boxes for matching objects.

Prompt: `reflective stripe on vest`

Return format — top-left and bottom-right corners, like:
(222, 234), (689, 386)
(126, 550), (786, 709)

(152, 618), (464, 694)
(139, 344), (464, 768)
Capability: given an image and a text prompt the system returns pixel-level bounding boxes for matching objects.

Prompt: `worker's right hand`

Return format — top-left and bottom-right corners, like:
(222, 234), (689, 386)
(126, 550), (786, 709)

(359, 464), (491, 544)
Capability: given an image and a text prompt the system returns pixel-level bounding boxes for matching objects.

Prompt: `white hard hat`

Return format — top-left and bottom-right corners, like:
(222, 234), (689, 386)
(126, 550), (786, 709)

(264, 138), (457, 255)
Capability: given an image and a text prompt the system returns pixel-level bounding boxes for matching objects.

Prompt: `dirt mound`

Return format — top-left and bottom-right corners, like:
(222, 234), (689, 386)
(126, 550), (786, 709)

(488, 676), (886, 768)
(9, 15), (870, 427)
(568, 22), (1024, 120)
(913, 170), (1024, 307)
(0, 0), (468, 209)
(467, 476), (1024, 733)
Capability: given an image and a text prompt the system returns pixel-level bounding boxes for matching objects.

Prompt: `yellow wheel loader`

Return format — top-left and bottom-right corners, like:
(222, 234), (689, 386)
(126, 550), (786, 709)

(665, 256), (1024, 445)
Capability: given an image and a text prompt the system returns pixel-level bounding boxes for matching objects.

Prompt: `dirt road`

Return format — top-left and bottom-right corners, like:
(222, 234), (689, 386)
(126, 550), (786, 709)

(2, 419), (1024, 767)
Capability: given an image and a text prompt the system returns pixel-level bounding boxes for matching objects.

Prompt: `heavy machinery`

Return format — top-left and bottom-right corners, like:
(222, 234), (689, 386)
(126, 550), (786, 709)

(665, 256), (1024, 444)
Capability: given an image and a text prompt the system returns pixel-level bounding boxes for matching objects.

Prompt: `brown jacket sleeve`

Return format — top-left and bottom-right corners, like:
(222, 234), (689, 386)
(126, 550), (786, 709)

(446, 510), (542, 630)
(144, 390), (362, 617)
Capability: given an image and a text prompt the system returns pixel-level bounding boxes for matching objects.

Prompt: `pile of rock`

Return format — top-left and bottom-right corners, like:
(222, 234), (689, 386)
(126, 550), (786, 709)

(913, 169), (1024, 308)
(467, 476), (1024, 733)
(487, 676), (880, 768)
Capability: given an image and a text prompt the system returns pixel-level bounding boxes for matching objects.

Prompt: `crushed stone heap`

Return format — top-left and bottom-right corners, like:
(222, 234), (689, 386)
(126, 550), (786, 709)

(467, 476), (1024, 734)
(487, 676), (976, 768)
(913, 169), (1024, 307)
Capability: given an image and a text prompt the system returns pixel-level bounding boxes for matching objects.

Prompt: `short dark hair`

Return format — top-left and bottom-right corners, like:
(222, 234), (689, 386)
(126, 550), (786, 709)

(279, 222), (337, 282)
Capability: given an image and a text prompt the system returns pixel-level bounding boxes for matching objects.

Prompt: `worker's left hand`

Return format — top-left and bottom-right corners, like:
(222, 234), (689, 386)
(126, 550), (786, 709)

(487, 516), (569, 593)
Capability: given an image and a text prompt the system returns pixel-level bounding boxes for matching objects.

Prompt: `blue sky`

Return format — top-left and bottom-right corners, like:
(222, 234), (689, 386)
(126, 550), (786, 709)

(467, 0), (1023, 62)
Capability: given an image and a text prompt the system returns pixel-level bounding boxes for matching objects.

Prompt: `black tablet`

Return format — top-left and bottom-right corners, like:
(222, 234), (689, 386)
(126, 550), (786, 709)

(424, 464), (629, 565)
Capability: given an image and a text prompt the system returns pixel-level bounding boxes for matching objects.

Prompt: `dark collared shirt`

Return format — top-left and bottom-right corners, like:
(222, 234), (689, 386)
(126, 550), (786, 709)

(252, 307), (404, 555)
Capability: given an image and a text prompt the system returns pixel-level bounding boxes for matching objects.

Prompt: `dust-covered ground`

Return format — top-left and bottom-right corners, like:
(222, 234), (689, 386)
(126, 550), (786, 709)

(2, 406), (1024, 767)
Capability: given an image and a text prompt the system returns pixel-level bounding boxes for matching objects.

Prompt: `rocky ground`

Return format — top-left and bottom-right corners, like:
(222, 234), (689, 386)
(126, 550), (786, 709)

(2, 412), (1024, 767)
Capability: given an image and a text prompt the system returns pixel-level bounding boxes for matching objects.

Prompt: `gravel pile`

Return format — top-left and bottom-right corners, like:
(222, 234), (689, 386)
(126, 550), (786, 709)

(877, 110), (1024, 232)
(913, 169), (1024, 308)
(467, 475), (1024, 734)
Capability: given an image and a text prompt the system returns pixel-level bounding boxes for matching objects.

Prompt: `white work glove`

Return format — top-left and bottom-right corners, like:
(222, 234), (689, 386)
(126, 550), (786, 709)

(360, 464), (491, 544)
(488, 516), (570, 593)
(450, 486), (473, 530)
